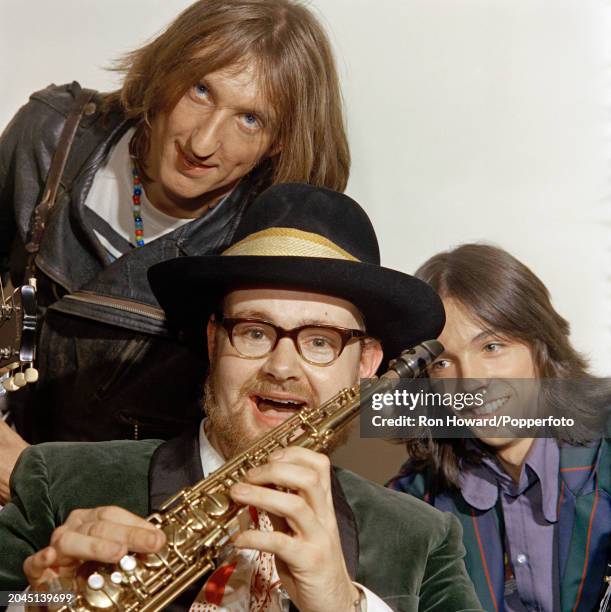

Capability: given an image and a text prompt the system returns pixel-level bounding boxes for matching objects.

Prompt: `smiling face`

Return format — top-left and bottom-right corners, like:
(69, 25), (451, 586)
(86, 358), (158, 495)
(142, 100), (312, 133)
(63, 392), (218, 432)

(430, 298), (538, 380)
(204, 288), (383, 459)
(144, 59), (276, 217)
(430, 297), (538, 455)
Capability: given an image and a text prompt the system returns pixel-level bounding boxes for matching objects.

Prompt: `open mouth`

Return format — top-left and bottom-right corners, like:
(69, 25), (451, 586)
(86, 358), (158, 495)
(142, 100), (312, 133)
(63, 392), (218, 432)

(250, 393), (308, 425)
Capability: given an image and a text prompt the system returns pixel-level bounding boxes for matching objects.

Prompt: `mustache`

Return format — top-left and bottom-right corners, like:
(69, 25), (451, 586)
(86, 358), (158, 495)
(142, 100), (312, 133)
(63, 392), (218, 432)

(203, 356), (318, 409)
(239, 378), (317, 405)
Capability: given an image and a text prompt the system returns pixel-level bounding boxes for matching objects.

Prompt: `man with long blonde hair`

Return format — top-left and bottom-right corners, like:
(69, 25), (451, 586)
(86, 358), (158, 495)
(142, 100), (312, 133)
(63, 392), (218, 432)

(0, 0), (350, 502)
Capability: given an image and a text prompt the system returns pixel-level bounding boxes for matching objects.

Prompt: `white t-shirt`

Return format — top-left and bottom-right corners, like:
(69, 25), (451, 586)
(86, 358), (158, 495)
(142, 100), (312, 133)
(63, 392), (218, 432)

(84, 128), (191, 259)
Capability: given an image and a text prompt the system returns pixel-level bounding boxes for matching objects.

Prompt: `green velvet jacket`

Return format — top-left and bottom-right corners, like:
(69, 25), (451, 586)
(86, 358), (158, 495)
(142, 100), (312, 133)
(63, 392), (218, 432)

(0, 428), (483, 612)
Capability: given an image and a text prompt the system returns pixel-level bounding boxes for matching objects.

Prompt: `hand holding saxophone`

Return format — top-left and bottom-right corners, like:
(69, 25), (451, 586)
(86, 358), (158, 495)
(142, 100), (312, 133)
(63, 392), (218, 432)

(23, 507), (166, 589)
(230, 446), (360, 612)
(18, 343), (443, 611)
(23, 448), (359, 612)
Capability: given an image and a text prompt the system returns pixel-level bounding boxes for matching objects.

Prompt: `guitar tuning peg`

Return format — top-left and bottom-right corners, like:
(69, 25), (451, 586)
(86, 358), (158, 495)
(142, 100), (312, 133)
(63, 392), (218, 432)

(13, 372), (27, 387)
(2, 377), (18, 392)
(25, 366), (39, 383)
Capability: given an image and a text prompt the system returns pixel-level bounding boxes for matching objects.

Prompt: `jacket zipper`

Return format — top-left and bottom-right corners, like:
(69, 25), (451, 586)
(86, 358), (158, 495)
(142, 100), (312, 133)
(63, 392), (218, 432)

(62, 291), (166, 321)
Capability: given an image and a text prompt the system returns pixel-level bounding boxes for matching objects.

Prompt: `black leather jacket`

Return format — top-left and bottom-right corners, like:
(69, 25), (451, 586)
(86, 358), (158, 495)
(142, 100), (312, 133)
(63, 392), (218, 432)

(0, 83), (266, 443)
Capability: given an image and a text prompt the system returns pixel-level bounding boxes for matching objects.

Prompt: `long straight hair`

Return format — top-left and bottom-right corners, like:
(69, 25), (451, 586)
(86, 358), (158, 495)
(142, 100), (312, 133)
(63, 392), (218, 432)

(401, 243), (604, 491)
(104, 0), (350, 191)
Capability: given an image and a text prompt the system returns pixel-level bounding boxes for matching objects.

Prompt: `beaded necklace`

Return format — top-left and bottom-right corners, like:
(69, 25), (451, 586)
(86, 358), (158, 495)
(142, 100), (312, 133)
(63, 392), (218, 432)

(132, 166), (145, 247)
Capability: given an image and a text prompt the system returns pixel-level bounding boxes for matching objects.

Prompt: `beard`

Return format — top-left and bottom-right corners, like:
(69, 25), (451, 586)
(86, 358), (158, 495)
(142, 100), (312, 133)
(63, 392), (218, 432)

(202, 373), (249, 460)
(202, 366), (352, 460)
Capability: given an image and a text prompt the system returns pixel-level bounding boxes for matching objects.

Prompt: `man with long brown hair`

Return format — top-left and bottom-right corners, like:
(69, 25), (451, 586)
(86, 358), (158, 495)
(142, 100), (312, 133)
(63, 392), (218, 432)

(0, 0), (350, 502)
(389, 243), (610, 612)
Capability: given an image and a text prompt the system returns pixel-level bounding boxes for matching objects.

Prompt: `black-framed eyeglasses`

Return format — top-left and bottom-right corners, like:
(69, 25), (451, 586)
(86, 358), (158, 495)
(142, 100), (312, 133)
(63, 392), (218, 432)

(218, 316), (367, 366)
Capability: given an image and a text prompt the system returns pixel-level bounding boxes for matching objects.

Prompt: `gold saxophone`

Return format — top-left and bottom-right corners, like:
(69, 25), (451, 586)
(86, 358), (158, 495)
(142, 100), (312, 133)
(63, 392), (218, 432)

(41, 340), (442, 612)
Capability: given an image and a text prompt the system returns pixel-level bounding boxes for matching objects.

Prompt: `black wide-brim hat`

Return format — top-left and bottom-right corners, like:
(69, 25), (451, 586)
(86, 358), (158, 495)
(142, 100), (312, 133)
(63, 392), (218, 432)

(148, 183), (445, 364)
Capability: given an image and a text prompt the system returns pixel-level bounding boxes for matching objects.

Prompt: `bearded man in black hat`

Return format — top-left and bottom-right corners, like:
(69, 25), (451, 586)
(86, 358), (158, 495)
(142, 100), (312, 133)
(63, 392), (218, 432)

(0, 185), (483, 611)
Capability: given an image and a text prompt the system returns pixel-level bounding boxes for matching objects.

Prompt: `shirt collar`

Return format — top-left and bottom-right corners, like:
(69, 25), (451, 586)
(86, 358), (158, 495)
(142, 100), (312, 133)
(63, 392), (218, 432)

(525, 437), (560, 522)
(460, 438), (560, 522)
(198, 419), (226, 477)
(460, 456), (500, 511)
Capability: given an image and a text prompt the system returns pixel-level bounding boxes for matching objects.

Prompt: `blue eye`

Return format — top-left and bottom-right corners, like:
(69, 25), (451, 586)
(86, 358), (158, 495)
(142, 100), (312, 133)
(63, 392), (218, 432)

(193, 83), (209, 99)
(242, 113), (259, 128)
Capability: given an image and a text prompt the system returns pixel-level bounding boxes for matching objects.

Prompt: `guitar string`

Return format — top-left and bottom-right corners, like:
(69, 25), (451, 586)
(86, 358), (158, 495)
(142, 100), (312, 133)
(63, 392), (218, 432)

(0, 267), (8, 413)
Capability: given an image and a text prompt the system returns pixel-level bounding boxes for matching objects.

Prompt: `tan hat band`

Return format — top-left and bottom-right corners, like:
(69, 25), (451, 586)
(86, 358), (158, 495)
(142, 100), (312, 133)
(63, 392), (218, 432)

(221, 227), (360, 261)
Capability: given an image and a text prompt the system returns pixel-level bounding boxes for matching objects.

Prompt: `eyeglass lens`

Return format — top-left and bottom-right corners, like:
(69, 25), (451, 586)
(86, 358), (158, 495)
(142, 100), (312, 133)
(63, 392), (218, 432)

(231, 321), (344, 364)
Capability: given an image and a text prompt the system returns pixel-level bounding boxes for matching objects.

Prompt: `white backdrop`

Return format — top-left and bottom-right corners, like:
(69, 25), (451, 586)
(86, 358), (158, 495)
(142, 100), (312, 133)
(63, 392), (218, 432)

(2, 0), (611, 375)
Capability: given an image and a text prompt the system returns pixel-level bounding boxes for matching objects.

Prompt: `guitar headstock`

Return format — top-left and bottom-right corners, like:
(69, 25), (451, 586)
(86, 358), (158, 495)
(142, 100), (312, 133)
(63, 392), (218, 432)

(0, 284), (38, 391)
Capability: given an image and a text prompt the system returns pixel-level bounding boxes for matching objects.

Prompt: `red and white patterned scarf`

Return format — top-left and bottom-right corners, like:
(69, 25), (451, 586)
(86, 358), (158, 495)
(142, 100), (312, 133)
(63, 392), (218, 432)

(189, 508), (284, 612)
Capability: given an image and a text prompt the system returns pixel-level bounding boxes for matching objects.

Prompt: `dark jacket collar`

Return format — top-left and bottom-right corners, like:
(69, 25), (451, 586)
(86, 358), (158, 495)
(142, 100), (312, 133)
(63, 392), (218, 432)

(559, 438), (603, 495)
(148, 423), (204, 512)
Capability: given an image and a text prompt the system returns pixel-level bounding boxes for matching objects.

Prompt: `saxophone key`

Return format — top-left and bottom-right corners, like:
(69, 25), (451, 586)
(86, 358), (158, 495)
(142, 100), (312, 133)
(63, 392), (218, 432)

(163, 522), (189, 547)
(119, 555), (138, 572)
(117, 557), (154, 593)
(141, 548), (167, 570)
(202, 492), (231, 517)
(76, 563), (123, 609)
(184, 506), (208, 532)
(87, 573), (105, 590)
(82, 588), (119, 610)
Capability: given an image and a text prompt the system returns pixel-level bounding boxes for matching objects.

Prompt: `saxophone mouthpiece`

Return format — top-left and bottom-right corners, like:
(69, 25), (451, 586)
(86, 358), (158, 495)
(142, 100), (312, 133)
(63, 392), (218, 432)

(388, 340), (444, 379)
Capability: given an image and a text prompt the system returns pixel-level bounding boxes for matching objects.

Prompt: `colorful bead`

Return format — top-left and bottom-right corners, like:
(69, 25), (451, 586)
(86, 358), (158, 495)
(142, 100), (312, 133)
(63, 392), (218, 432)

(132, 167), (144, 247)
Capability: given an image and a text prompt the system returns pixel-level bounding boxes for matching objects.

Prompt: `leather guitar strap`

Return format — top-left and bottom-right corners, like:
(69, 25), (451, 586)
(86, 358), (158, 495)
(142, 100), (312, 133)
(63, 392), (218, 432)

(24, 85), (95, 280)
